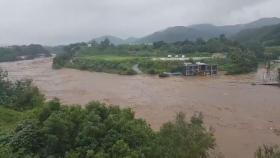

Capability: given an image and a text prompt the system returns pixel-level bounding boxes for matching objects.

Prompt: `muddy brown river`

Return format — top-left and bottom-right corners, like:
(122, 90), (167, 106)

(0, 57), (280, 158)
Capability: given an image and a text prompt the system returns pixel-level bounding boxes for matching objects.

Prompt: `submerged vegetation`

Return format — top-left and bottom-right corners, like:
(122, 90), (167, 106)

(255, 145), (280, 158)
(53, 35), (263, 75)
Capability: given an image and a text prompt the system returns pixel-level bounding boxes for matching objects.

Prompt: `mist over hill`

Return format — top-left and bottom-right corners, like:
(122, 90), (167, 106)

(91, 17), (280, 45)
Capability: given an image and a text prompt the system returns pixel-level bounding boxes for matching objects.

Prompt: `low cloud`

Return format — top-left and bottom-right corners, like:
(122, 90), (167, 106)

(0, 0), (278, 45)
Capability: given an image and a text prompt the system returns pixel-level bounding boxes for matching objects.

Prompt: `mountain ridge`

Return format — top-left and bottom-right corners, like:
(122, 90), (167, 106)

(91, 17), (280, 45)
(233, 23), (280, 46)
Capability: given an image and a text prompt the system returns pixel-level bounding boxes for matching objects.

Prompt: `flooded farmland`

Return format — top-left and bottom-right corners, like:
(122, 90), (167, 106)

(0, 57), (280, 158)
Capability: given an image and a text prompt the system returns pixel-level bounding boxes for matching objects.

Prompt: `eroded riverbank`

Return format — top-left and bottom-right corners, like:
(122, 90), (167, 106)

(1, 57), (280, 158)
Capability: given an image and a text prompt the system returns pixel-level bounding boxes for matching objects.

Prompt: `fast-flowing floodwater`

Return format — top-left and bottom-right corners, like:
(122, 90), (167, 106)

(1, 57), (280, 158)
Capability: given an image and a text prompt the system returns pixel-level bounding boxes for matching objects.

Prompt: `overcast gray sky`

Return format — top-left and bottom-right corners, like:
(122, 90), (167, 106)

(0, 0), (279, 45)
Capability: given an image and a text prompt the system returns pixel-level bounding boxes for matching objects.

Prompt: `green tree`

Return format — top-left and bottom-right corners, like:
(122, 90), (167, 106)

(0, 69), (11, 105)
(0, 69), (44, 110)
(0, 44), (50, 62)
(8, 101), (216, 158)
(152, 112), (215, 158)
(12, 80), (44, 110)
(153, 41), (167, 49)
(245, 42), (265, 59)
(100, 38), (112, 48)
(109, 140), (138, 158)
(226, 50), (258, 74)
(9, 120), (43, 155)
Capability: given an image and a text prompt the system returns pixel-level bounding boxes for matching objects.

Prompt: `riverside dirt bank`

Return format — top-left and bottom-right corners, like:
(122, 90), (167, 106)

(1, 57), (280, 158)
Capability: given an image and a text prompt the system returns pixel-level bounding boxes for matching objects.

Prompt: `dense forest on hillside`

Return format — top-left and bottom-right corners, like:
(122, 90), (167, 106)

(232, 23), (280, 61)
(0, 44), (51, 62)
(234, 24), (280, 47)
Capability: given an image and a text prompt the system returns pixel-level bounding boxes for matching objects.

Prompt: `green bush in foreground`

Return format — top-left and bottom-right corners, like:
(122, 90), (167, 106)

(0, 99), (215, 158)
(150, 112), (215, 158)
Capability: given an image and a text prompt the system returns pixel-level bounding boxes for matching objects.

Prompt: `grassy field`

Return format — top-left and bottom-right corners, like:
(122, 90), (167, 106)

(0, 107), (41, 134)
(67, 55), (141, 75)
(60, 52), (259, 76)
(0, 107), (23, 132)
(55, 42), (262, 76)
(76, 55), (145, 61)
(68, 55), (190, 75)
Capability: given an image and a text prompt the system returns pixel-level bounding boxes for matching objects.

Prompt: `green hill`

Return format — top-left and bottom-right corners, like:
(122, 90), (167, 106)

(90, 17), (280, 44)
(138, 17), (280, 43)
(233, 23), (280, 46)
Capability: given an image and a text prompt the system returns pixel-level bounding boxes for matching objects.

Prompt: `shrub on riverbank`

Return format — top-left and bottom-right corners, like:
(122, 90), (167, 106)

(255, 145), (280, 158)
(226, 50), (258, 75)
(69, 56), (186, 75)
(139, 59), (184, 74)
(0, 45), (51, 62)
(52, 43), (87, 69)
(203, 50), (258, 75)
(0, 69), (44, 111)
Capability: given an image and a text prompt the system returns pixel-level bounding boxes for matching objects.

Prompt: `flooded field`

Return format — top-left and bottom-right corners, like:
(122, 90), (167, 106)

(1, 57), (280, 158)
